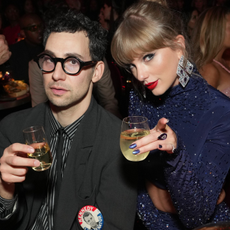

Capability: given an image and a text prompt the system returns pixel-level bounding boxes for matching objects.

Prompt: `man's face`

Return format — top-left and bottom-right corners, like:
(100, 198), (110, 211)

(84, 214), (97, 227)
(43, 31), (95, 110)
(23, 16), (43, 45)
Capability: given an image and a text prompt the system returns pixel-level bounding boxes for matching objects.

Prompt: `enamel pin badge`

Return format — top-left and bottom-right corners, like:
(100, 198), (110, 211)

(78, 205), (104, 230)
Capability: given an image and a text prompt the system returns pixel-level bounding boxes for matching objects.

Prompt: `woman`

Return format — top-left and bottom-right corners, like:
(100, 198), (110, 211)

(111, 1), (230, 230)
(192, 7), (230, 97)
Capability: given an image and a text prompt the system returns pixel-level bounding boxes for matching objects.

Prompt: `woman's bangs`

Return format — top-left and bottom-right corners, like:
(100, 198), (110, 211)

(113, 19), (160, 67)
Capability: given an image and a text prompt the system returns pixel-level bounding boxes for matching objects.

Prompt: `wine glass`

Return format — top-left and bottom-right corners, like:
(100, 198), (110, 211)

(120, 116), (150, 161)
(23, 125), (53, 171)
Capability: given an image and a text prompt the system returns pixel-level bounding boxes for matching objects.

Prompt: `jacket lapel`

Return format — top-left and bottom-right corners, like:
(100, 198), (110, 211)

(54, 98), (99, 230)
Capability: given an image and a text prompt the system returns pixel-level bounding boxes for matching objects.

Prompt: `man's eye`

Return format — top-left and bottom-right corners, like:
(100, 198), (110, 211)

(144, 53), (155, 62)
(67, 58), (79, 65)
(43, 56), (53, 63)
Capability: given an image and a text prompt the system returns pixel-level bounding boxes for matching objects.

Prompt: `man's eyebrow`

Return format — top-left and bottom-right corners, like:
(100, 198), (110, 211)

(43, 50), (85, 60)
(65, 53), (84, 59)
(43, 50), (55, 56)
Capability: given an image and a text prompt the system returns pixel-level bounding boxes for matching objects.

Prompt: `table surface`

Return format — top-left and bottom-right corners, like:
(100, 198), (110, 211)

(0, 92), (31, 110)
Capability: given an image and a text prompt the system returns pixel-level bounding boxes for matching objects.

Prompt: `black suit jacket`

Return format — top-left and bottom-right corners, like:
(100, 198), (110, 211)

(0, 98), (137, 230)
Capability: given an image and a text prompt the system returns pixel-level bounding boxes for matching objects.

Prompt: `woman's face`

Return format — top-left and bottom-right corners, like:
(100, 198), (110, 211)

(129, 46), (182, 96)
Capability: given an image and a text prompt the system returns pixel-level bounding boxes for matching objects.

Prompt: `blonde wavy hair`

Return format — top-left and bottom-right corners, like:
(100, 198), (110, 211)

(111, 1), (190, 70)
(192, 6), (230, 69)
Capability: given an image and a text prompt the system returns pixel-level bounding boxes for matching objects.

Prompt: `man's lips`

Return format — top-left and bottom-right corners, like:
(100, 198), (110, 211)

(145, 80), (158, 90)
(51, 87), (68, 95)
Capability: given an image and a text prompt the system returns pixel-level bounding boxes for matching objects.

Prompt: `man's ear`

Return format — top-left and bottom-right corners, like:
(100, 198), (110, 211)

(92, 60), (104, 83)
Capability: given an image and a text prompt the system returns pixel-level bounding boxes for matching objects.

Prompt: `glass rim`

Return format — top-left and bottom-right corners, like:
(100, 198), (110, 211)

(122, 116), (148, 124)
(23, 125), (44, 133)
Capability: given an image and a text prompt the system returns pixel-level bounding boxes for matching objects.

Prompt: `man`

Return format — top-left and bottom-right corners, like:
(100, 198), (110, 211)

(28, 57), (122, 118)
(0, 6), (137, 230)
(9, 13), (44, 83)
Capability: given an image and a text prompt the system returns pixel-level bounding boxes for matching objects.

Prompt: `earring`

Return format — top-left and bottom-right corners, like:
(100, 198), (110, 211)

(176, 55), (193, 87)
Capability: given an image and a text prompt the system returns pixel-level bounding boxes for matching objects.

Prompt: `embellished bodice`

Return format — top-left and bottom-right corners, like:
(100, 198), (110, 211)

(129, 71), (230, 229)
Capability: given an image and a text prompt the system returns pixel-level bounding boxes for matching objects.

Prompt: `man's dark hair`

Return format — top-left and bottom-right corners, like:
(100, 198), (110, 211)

(43, 6), (108, 61)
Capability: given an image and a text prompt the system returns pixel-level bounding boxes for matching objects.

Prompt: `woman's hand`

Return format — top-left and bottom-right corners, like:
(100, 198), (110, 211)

(129, 117), (177, 155)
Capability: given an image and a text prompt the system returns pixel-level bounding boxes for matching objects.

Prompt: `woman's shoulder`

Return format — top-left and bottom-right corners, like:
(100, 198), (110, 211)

(199, 62), (220, 88)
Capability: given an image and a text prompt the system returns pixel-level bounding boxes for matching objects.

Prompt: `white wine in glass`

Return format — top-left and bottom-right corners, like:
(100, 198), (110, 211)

(120, 116), (150, 162)
(23, 126), (53, 171)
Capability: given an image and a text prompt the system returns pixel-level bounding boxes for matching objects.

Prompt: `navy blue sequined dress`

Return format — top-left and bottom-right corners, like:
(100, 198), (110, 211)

(129, 71), (230, 229)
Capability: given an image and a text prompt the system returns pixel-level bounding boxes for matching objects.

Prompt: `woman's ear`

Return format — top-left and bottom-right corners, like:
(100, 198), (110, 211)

(92, 60), (104, 83)
(175, 35), (185, 58)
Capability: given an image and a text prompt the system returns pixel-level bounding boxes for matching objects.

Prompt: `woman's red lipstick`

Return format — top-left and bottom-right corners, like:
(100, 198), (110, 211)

(145, 80), (158, 90)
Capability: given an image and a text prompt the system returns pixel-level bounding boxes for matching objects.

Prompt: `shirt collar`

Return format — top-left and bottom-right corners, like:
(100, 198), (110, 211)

(48, 108), (84, 140)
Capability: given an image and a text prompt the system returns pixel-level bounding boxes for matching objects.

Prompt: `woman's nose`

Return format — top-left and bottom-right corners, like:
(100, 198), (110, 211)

(136, 67), (148, 82)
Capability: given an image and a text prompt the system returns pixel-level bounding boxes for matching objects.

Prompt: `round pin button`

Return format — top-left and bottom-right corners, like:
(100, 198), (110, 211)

(78, 205), (104, 230)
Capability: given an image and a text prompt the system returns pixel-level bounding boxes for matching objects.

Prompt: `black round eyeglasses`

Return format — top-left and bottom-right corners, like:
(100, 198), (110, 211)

(34, 53), (97, 75)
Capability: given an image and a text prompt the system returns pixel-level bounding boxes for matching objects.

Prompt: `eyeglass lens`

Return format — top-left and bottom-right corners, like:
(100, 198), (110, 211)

(39, 55), (81, 74)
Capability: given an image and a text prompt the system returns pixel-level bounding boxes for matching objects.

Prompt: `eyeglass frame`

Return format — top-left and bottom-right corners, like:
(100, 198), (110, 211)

(22, 24), (44, 32)
(34, 53), (98, 75)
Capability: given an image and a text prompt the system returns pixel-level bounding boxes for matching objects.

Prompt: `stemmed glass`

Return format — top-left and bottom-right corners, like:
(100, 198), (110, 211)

(23, 125), (53, 171)
(120, 116), (150, 161)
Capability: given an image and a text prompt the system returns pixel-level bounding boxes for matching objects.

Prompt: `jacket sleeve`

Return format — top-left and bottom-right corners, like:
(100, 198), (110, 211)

(164, 112), (230, 228)
(0, 118), (27, 230)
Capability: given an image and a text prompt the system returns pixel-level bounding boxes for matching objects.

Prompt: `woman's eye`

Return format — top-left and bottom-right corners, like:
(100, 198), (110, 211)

(144, 53), (155, 62)
(129, 64), (134, 70)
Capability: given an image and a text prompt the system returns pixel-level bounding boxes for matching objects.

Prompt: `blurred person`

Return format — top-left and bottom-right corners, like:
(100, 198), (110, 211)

(192, 7), (230, 97)
(111, 1), (230, 229)
(98, 7), (109, 31)
(0, 5), (137, 230)
(19, 0), (38, 14)
(102, 0), (123, 61)
(191, 0), (208, 14)
(2, 3), (21, 45)
(8, 13), (44, 84)
(0, 35), (11, 65)
(183, 8), (199, 39)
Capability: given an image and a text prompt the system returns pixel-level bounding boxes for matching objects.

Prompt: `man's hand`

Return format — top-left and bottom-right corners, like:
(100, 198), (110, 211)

(0, 143), (39, 199)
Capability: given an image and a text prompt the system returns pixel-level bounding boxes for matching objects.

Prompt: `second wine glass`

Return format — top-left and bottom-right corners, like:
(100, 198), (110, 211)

(120, 116), (150, 162)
